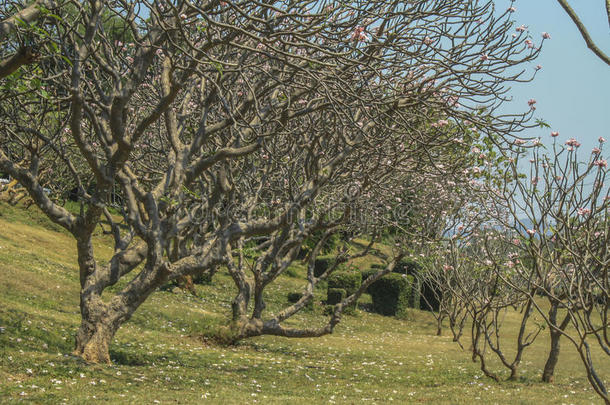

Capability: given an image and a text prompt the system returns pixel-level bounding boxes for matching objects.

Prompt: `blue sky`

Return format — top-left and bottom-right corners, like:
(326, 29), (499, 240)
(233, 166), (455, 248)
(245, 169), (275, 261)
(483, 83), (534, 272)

(501, 0), (609, 154)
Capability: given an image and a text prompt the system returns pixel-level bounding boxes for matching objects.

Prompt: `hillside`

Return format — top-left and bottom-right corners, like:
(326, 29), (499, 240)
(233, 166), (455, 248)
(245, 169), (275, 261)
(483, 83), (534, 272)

(0, 202), (606, 404)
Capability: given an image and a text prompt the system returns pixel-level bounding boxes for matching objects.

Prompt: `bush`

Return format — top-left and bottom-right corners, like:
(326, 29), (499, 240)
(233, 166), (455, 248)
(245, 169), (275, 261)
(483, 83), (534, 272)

(296, 247), (309, 260)
(419, 279), (441, 311)
(394, 258), (421, 275)
(410, 277), (421, 310)
(361, 268), (379, 281)
(303, 230), (340, 255)
(285, 266), (301, 278)
(193, 271), (214, 285)
(368, 273), (414, 318)
(370, 263), (385, 270)
(287, 292), (302, 303)
(286, 292), (313, 309)
(314, 257), (334, 277)
(361, 268), (381, 293)
(326, 288), (346, 305)
(327, 271), (362, 296)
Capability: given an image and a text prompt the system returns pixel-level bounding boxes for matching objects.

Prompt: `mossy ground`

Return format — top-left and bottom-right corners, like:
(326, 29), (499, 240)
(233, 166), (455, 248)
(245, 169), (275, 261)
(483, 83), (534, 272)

(0, 202), (606, 404)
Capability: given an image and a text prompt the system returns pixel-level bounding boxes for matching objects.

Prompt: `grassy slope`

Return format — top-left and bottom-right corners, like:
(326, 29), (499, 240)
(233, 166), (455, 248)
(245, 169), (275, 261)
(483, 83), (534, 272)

(0, 202), (606, 404)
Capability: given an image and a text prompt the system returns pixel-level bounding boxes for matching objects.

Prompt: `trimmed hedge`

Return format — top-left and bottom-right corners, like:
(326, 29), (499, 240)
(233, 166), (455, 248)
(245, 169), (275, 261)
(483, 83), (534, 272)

(314, 257), (334, 277)
(361, 268), (378, 280)
(287, 292), (302, 303)
(394, 258), (421, 275)
(327, 271), (362, 296)
(193, 271), (214, 285)
(368, 273), (414, 318)
(327, 288), (346, 305)
(361, 268), (383, 293)
(419, 279), (441, 311)
(296, 247), (309, 260)
(286, 292), (314, 309)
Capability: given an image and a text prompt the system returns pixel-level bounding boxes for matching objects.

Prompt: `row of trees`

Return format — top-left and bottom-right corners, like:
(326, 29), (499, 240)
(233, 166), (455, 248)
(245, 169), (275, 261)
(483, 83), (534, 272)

(419, 140), (608, 402)
(1, 1), (608, 402)
(0, 0), (540, 363)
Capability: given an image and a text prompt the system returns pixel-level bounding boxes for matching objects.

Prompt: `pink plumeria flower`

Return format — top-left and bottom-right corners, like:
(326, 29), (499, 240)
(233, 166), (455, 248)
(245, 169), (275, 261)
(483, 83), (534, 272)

(565, 138), (581, 147)
(507, 6), (516, 12)
(525, 39), (533, 49)
(593, 159), (608, 168)
(599, 137), (607, 143)
(527, 98), (537, 107)
(516, 25), (527, 33)
(542, 32), (551, 39)
(526, 229), (536, 236)
(535, 64), (542, 70)
(480, 53), (489, 61)
(514, 139), (527, 145)
(351, 26), (368, 42)
(577, 207), (591, 216)
(550, 131), (559, 137)
(592, 147), (601, 155)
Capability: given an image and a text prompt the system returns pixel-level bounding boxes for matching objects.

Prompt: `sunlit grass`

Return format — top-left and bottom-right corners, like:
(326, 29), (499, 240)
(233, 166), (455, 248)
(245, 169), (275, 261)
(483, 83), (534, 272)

(0, 202), (606, 404)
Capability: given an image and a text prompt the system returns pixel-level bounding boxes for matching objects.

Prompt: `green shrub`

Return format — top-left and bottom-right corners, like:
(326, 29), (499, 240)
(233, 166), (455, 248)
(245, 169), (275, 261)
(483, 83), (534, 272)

(361, 268), (382, 293)
(394, 258), (421, 275)
(296, 247), (309, 260)
(368, 273), (414, 318)
(303, 231), (340, 254)
(287, 292), (302, 303)
(286, 292), (313, 309)
(327, 271), (362, 296)
(193, 271), (214, 285)
(361, 268), (378, 280)
(285, 266), (301, 278)
(314, 257), (334, 277)
(419, 279), (440, 311)
(410, 277), (421, 310)
(370, 263), (385, 270)
(326, 288), (346, 305)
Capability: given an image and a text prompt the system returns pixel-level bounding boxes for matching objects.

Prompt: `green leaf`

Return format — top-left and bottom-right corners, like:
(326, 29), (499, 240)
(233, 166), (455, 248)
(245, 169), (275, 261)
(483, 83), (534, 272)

(535, 118), (550, 129)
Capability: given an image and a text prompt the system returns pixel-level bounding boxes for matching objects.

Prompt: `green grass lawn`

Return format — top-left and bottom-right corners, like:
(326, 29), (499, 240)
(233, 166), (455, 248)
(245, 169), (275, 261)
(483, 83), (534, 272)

(0, 202), (606, 404)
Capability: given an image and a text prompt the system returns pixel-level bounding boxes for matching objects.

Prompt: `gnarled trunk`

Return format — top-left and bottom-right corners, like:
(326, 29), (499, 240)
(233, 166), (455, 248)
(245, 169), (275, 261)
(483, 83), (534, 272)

(74, 314), (117, 364)
(72, 289), (122, 364)
(73, 236), (167, 363)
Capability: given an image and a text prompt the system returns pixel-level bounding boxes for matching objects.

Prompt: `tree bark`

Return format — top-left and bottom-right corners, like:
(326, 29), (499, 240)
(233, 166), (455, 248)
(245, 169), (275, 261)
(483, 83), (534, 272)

(542, 301), (570, 383)
(542, 328), (561, 383)
(436, 317), (443, 336)
(73, 301), (118, 364)
(0, 46), (39, 79)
